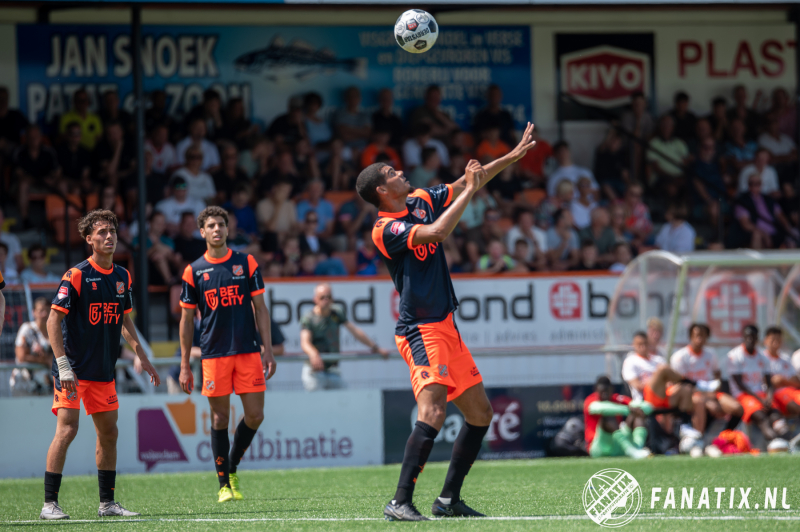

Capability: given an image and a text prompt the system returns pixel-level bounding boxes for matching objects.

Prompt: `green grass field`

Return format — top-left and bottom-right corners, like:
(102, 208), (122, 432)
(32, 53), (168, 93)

(2, 455), (800, 531)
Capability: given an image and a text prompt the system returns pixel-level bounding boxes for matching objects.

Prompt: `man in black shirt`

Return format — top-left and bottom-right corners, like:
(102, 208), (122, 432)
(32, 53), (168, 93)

(473, 84), (516, 147)
(93, 121), (135, 189)
(99, 90), (133, 138)
(56, 122), (92, 191)
(213, 141), (249, 204)
(371, 89), (404, 148)
(174, 211), (208, 270)
(0, 86), (29, 149)
(14, 124), (60, 224)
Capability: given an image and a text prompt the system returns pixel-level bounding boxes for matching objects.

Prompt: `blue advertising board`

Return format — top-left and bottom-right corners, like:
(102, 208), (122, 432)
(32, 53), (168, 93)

(17, 24), (531, 134)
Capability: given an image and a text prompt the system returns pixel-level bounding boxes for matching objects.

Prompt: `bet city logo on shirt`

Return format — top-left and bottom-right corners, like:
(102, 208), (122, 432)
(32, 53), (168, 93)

(583, 469), (792, 528)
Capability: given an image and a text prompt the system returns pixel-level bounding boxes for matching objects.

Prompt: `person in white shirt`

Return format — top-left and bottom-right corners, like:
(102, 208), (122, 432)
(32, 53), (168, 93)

(171, 145), (216, 203)
(654, 203), (696, 253)
(19, 245), (60, 284)
(401, 123), (449, 171)
(570, 177), (597, 230)
(175, 118), (220, 172)
(726, 325), (784, 441)
(737, 148), (780, 196)
(155, 177), (206, 235)
(546, 141), (599, 197)
(623, 331), (692, 410)
(11, 297), (52, 396)
(505, 208), (547, 264)
(671, 323), (743, 432)
(144, 123), (177, 174)
(763, 327), (800, 418)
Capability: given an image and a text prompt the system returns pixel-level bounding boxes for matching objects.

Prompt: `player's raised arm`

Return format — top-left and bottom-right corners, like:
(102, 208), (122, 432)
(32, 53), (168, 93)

(450, 122), (537, 201)
(121, 314), (161, 386)
(412, 160), (481, 246)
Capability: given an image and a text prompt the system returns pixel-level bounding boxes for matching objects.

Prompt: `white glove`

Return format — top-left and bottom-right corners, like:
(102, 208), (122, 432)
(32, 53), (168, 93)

(56, 356), (75, 382)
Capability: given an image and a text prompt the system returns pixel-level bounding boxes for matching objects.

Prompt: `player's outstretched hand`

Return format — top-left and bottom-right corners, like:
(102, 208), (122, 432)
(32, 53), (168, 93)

(179, 365), (194, 394)
(139, 356), (161, 387)
(507, 122), (537, 163)
(262, 348), (277, 380)
(464, 159), (483, 190)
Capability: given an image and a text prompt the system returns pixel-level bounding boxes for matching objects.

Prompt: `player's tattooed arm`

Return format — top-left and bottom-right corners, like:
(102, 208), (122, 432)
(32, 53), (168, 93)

(412, 160), (481, 246)
(178, 307), (195, 394)
(122, 314), (161, 386)
(450, 122), (537, 200)
(252, 296), (277, 380)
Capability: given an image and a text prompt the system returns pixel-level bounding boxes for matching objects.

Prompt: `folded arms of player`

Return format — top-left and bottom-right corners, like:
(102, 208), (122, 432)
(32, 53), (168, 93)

(47, 308), (77, 394)
(122, 314), (161, 387)
(449, 122), (537, 202)
(411, 159), (483, 246)
(252, 295), (277, 381)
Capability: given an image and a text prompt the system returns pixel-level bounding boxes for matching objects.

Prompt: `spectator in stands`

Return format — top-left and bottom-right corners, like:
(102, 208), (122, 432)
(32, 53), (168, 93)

(408, 147), (441, 189)
(361, 127), (402, 170)
(298, 211), (333, 257)
(687, 117), (717, 157)
(465, 207), (510, 271)
(372, 88), (404, 148)
(134, 210), (177, 286)
(478, 239), (515, 274)
(723, 118), (758, 175)
(324, 138), (357, 191)
(176, 118), (220, 172)
(332, 86), (371, 153)
(172, 145), (216, 203)
(571, 176), (597, 230)
(356, 229), (380, 275)
(579, 207), (617, 267)
(222, 183), (258, 237)
(473, 84), (516, 147)
(780, 181), (800, 229)
(707, 96), (729, 142)
(219, 97), (257, 149)
(620, 183), (653, 247)
(226, 211), (258, 255)
(56, 121), (91, 191)
(518, 126), (553, 187)
(0, 207), (23, 280)
(732, 174), (798, 249)
(610, 203), (633, 245)
(93, 120), (135, 189)
(0, 86), (29, 172)
(256, 179), (296, 235)
(669, 91), (697, 142)
(461, 186), (497, 239)
(475, 123), (510, 165)
(737, 147), (780, 197)
(728, 85), (760, 140)
(759, 113), (797, 184)
(439, 148), (467, 184)
(402, 123), (449, 172)
(155, 177), (206, 235)
(620, 91), (655, 180)
(509, 239), (540, 272)
(769, 87), (796, 139)
(337, 192), (377, 251)
(547, 209), (580, 271)
(59, 89), (102, 150)
(505, 207), (547, 268)
(268, 96), (307, 148)
(11, 297), (52, 396)
(239, 136), (274, 180)
(293, 137), (321, 182)
(655, 203), (696, 253)
(297, 179), (334, 236)
(20, 244), (59, 284)
(691, 136), (728, 226)
(409, 85), (459, 142)
(261, 149), (301, 196)
(593, 128), (629, 200)
(99, 89), (133, 136)
(303, 92), (332, 151)
(570, 239), (600, 271)
(185, 89), (224, 141)
(281, 236), (302, 277)
(646, 114), (689, 199)
(609, 242), (633, 273)
(539, 177), (573, 229)
(300, 282), (388, 391)
(487, 164), (523, 213)
(546, 141), (598, 197)
(144, 89), (172, 135)
(145, 123), (177, 175)
(174, 211), (208, 268)
(212, 141), (249, 205)
(14, 124), (60, 226)
(0, 242), (17, 284)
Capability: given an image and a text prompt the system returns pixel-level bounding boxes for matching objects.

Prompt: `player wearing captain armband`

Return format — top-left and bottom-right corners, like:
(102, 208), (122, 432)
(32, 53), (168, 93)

(584, 376), (652, 459)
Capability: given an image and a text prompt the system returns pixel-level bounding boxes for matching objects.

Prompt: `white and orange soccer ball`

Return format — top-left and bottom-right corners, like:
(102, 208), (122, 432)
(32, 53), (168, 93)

(394, 9), (439, 54)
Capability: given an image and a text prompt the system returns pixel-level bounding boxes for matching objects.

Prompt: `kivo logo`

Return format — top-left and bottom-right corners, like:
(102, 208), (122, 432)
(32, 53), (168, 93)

(560, 45), (650, 108)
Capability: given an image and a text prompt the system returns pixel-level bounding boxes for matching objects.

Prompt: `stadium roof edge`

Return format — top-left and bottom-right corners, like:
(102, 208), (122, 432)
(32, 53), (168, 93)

(14, 0), (800, 4)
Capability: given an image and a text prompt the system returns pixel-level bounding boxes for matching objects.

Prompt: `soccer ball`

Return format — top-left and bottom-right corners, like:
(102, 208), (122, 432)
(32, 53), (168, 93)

(394, 9), (439, 54)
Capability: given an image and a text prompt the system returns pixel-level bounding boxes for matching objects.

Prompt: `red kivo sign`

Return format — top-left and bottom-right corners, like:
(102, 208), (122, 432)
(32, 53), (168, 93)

(561, 45), (650, 108)
(549, 282), (582, 320)
(705, 278), (755, 339)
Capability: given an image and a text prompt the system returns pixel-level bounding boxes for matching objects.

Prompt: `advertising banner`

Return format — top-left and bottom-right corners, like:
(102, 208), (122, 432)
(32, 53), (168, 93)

(383, 384), (595, 463)
(16, 24), (531, 133)
(555, 33), (655, 121)
(264, 275), (619, 354)
(0, 390), (383, 478)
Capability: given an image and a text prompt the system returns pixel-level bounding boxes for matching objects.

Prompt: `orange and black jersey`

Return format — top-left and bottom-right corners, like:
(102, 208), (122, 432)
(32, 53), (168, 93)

(179, 249), (265, 359)
(0, 269), (4, 289)
(372, 184), (458, 334)
(50, 258), (133, 383)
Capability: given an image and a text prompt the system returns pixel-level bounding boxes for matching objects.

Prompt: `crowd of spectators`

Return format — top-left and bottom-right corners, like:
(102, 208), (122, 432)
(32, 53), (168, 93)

(0, 82), (798, 284)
